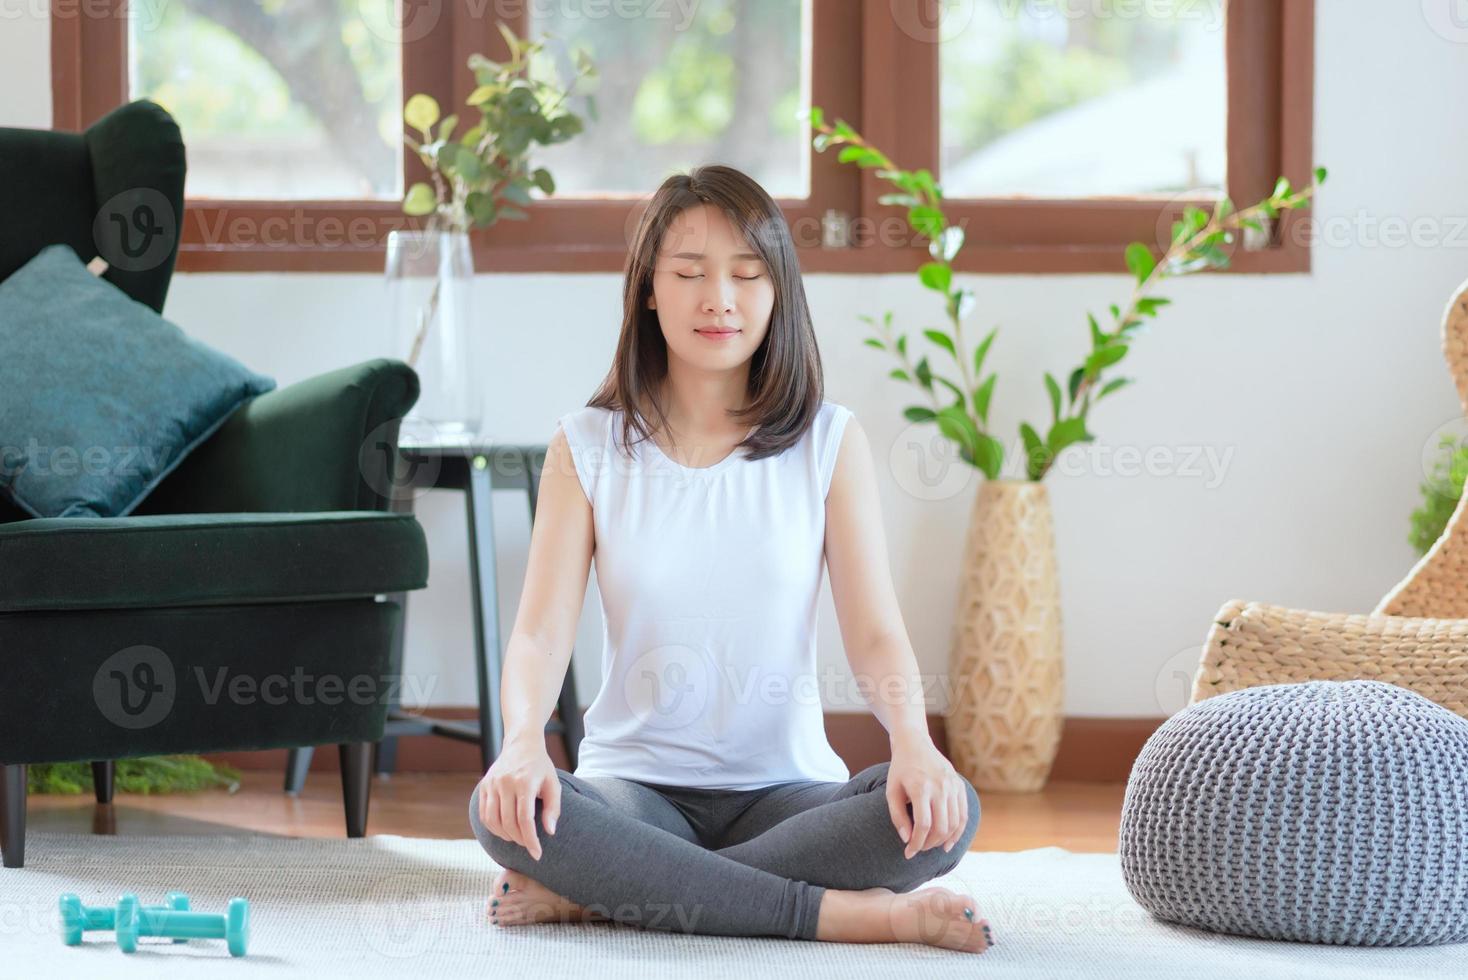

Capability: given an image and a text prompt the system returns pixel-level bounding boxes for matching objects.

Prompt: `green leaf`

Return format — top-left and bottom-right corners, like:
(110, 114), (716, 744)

(465, 191), (497, 226)
(1097, 377), (1132, 400)
(1135, 297), (1171, 316)
(1273, 176), (1292, 198)
(808, 105), (825, 130)
(1067, 366), (1084, 404)
(1124, 242), (1156, 282)
(531, 167), (555, 195)
(1047, 417), (1093, 454)
(838, 146), (884, 168)
(466, 84), (501, 107)
(1174, 206), (1208, 244)
(923, 328), (956, 357)
(403, 181), (436, 216)
(498, 20), (522, 60)
(1313, 166), (1328, 185)
(439, 143), (481, 181)
(1044, 373), (1062, 423)
(437, 113), (458, 142)
(914, 357), (933, 390)
(974, 434), (1004, 480)
(972, 327), (996, 377)
(897, 334), (908, 357)
(501, 180), (533, 205)
(1088, 313), (1105, 347)
(918, 262), (951, 293)
(908, 205), (944, 241)
(936, 405), (982, 464)
(1085, 344), (1128, 376)
(1019, 423), (1047, 480)
(973, 374), (996, 424)
(904, 406), (937, 423)
(889, 368), (911, 382)
(403, 93), (440, 135)
(935, 375), (967, 409)
(863, 337), (885, 350)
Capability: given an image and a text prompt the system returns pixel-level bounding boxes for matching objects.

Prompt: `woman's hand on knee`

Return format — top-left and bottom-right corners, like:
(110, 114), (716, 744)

(886, 736), (972, 859)
(475, 736), (562, 861)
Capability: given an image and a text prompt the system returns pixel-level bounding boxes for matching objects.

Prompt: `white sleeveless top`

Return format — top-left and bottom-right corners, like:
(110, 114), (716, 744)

(556, 399), (854, 790)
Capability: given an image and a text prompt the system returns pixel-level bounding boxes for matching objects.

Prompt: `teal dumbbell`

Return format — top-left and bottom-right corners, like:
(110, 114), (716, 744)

(60, 892), (190, 945)
(115, 893), (249, 957)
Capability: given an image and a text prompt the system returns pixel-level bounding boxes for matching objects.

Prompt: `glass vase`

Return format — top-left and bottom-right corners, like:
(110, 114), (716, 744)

(385, 229), (479, 443)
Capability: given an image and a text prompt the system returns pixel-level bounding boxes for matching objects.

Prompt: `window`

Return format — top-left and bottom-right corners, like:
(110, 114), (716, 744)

(939, 0), (1226, 198)
(52, 0), (1313, 274)
(126, 1), (404, 200)
(528, 0), (809, 198)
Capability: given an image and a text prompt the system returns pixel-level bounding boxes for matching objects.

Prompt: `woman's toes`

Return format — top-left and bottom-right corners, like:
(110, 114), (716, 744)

(898, 888), (992, 953)
(487, 867), (587, 926)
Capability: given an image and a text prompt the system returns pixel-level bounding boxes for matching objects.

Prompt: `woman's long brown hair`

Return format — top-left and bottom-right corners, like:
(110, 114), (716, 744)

(585, 164), (824, 463)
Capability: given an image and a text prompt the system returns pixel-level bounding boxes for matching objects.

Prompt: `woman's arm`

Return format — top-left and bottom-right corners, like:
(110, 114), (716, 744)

(500, 425), (595, 746)
(476, 425), (594, 859)
(824, 417), (930, 745)
(825, 416), (970, 857)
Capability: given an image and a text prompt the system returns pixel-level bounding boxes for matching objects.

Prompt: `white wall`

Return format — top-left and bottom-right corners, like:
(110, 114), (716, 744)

(9, 2), (1465, 718)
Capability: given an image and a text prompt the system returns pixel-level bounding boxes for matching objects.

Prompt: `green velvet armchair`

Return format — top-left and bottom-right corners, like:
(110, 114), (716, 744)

(0, 101), (430, 868)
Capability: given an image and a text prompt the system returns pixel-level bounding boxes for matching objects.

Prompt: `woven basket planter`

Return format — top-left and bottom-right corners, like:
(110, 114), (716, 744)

(945, 479), (1064, 792)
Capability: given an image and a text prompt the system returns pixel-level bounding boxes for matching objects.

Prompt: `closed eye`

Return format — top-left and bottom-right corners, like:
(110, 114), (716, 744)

(675, 274), (763, 280)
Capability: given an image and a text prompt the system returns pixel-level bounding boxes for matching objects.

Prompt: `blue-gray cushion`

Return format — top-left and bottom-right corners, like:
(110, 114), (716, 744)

(1120, 679), (1468, 946)
(0, 243), (275, 518)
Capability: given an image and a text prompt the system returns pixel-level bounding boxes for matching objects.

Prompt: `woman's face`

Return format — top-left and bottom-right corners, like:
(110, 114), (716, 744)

(646, 203), (775, 376)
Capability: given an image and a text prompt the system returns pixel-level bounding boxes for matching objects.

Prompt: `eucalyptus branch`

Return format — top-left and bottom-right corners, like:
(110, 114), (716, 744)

(401, 21), (594, 232)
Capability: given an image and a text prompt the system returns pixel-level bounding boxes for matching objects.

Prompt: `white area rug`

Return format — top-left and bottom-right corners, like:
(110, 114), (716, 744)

(1, 832), (1459, 978)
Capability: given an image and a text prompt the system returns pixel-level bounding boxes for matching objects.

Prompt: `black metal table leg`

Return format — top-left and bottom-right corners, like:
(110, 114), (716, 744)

(284, 746), (313, 794)
(465, 455), (505, 773)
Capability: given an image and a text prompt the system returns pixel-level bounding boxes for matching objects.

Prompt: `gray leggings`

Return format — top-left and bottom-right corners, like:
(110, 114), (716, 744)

(467, 761), (980, 941)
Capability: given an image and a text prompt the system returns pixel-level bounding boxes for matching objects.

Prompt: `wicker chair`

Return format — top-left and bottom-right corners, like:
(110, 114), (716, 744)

(1192, 279), (1468, 719)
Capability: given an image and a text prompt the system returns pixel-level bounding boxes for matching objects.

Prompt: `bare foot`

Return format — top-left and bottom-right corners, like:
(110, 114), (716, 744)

(487, 868), (609, 927)
(816, 885), (992, 954)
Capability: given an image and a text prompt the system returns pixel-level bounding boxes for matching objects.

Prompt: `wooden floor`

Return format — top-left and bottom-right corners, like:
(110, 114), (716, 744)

(26, 771), (1126, 852)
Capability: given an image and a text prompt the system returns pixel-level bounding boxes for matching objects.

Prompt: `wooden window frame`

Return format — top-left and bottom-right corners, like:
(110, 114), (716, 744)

(52, 0), (1313, 275)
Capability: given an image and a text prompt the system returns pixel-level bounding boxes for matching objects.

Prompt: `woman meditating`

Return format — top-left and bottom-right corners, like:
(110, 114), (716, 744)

(468, 164), (989, 954)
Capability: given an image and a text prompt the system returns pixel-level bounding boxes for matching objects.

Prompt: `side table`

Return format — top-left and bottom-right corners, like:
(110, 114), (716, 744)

(284, 443), (585, 792)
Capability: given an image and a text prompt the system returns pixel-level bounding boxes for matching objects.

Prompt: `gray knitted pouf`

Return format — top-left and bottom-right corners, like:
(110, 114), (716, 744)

(1119, 679), (1468, 946)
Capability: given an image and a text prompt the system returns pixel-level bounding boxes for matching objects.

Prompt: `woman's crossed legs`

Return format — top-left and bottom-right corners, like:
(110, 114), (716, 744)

(467, 762), (988, 950)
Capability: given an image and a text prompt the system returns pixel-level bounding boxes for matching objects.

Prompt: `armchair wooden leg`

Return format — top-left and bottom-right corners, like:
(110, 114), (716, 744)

(92, 761), (115, 804)
(2, 764), (26, 869)
(284, 747), (314, 795)
(339, 743), (373, 839)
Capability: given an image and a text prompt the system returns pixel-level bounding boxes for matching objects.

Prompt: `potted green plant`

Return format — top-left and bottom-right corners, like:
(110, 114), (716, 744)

(389, 22), (596, 440)
(809, 106), (1325, 791)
